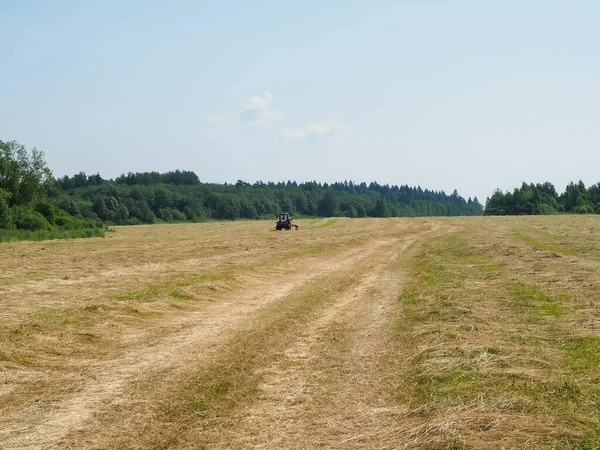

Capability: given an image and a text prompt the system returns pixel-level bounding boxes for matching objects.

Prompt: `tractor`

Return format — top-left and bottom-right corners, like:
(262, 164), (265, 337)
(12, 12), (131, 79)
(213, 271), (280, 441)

(275, 212), (298, 230)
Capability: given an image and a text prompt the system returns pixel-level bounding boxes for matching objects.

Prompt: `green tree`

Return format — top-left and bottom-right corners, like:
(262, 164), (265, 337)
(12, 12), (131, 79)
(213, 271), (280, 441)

(348, 204), (358, 218)
(92, 197), (109, 221)
(373, 197), (389, 217)
(58, 197), (81, 216)
(0, 140), (53, 206)
(317, 189), (339, 217)
(0, 188), (12, 228)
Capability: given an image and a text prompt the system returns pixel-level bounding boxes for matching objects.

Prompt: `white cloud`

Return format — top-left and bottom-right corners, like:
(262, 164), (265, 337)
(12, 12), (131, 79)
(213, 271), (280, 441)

(239, 92), (281, 124)
(281, 124), (339, 144)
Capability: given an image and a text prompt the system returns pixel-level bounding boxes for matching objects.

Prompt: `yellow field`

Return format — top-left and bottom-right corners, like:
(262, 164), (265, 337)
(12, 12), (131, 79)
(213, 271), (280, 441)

(1, 216), (600, 449)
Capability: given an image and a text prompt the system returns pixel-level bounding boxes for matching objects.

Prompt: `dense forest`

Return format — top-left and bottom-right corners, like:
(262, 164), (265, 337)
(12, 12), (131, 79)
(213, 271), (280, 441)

(52, 171), (483, 224)
(485, 181), (600, 215)
(5, 139), (600, 241)
(0, 140), (482, 237)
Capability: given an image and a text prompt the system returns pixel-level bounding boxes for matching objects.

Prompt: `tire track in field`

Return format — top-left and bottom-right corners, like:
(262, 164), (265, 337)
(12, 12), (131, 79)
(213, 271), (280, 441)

(208, 227), (450, 449)
(1, 236), (394, 449)
(2, 223), (449, 449)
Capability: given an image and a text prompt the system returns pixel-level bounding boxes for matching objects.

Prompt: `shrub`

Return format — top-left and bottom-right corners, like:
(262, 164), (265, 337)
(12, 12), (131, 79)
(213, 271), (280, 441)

(535, 204), (557, 215)
(12, 206), (51, 231)
(575, 205), (593, 214)
(170, 209), (187, 222)
(35, 201), (63, 225)
(157, 207), (187, 223)
(57, 197), (81, 216)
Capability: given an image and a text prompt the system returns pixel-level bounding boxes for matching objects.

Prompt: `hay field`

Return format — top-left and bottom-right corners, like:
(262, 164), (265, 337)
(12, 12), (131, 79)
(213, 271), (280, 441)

(1, 216), (600, 449)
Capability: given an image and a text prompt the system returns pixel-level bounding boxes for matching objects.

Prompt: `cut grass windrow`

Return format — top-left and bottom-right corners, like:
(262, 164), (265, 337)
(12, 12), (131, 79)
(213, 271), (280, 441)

(392, 231), (600, 449)
(112, 238), (359, 303)
(97, 248), (375, 448)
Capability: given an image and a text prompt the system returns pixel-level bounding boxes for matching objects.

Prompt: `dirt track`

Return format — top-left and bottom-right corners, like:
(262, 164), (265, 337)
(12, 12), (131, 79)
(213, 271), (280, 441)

(1, 218), (447, 449)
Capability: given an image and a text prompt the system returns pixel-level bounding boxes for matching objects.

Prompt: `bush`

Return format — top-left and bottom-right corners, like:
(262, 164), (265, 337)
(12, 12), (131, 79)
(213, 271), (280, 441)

(58, 197), (81, 216)
(170, 209), (187, 222)
(12, 206), (51, 231)
(156, 208), (173, 222)
(575, 205), (593, 214)
(35, 201), (63, 225)
(535, 204), (557, 215)
(157, 207), (187, 223)
(56, 214), (85, 229)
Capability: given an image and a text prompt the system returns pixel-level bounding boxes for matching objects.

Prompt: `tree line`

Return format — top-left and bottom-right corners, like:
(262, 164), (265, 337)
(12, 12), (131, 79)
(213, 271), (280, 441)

(484, 181), (600, 215)
(50, 171), (483, 225)
(1, 140), (483, 238)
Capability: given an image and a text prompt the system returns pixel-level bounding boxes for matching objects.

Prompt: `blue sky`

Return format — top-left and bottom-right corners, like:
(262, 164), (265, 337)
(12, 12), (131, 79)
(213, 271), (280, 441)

(1, 1), (599, 201)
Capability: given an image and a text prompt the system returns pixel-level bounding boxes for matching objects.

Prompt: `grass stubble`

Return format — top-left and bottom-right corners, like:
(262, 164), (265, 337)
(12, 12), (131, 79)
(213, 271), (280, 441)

(392, 217), (600, 449)
(2, 216), (600, 449)
(0, 218), (423, 448)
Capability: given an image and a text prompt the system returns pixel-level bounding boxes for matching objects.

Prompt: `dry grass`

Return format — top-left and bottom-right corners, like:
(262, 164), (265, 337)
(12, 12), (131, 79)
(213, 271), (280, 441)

(391, 217), (600, 449)
(1, 216), (600, 449)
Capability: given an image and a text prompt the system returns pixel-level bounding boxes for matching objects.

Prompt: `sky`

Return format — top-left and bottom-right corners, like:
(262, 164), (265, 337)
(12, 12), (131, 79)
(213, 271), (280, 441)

(1, 1), (599, 202)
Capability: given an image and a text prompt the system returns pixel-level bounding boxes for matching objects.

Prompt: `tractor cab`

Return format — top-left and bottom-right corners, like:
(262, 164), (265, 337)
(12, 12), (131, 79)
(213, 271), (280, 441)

(275, 212), (293, 230)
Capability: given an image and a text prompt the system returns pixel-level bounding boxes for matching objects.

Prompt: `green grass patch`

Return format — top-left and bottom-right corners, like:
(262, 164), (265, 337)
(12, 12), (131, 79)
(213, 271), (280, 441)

(191, 269), (232, 283)
(466, 254), (504, 275)
(34, 309), (77, 326)
(510, 282), (567, 316)
(117, 286), (161, 302)
(392, 226), (600, 446)
(562, 337), (600, 375)
(398, 291), (422, 325)
(424, 261), (443, 287)
(414, 364), (481, 405)
(511, 229), (576, 256)
(169, 289), (193, 301)
(83, 304), (106, 312)
(187, 396), (210, 414)
(311, 218), (338, 229)
(483, 346), (502, 355)
(494, 374), (589, 410)
(548, 434), (600, 450)
(0, 227), (106, 243)
(399, 292), (418, 305)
